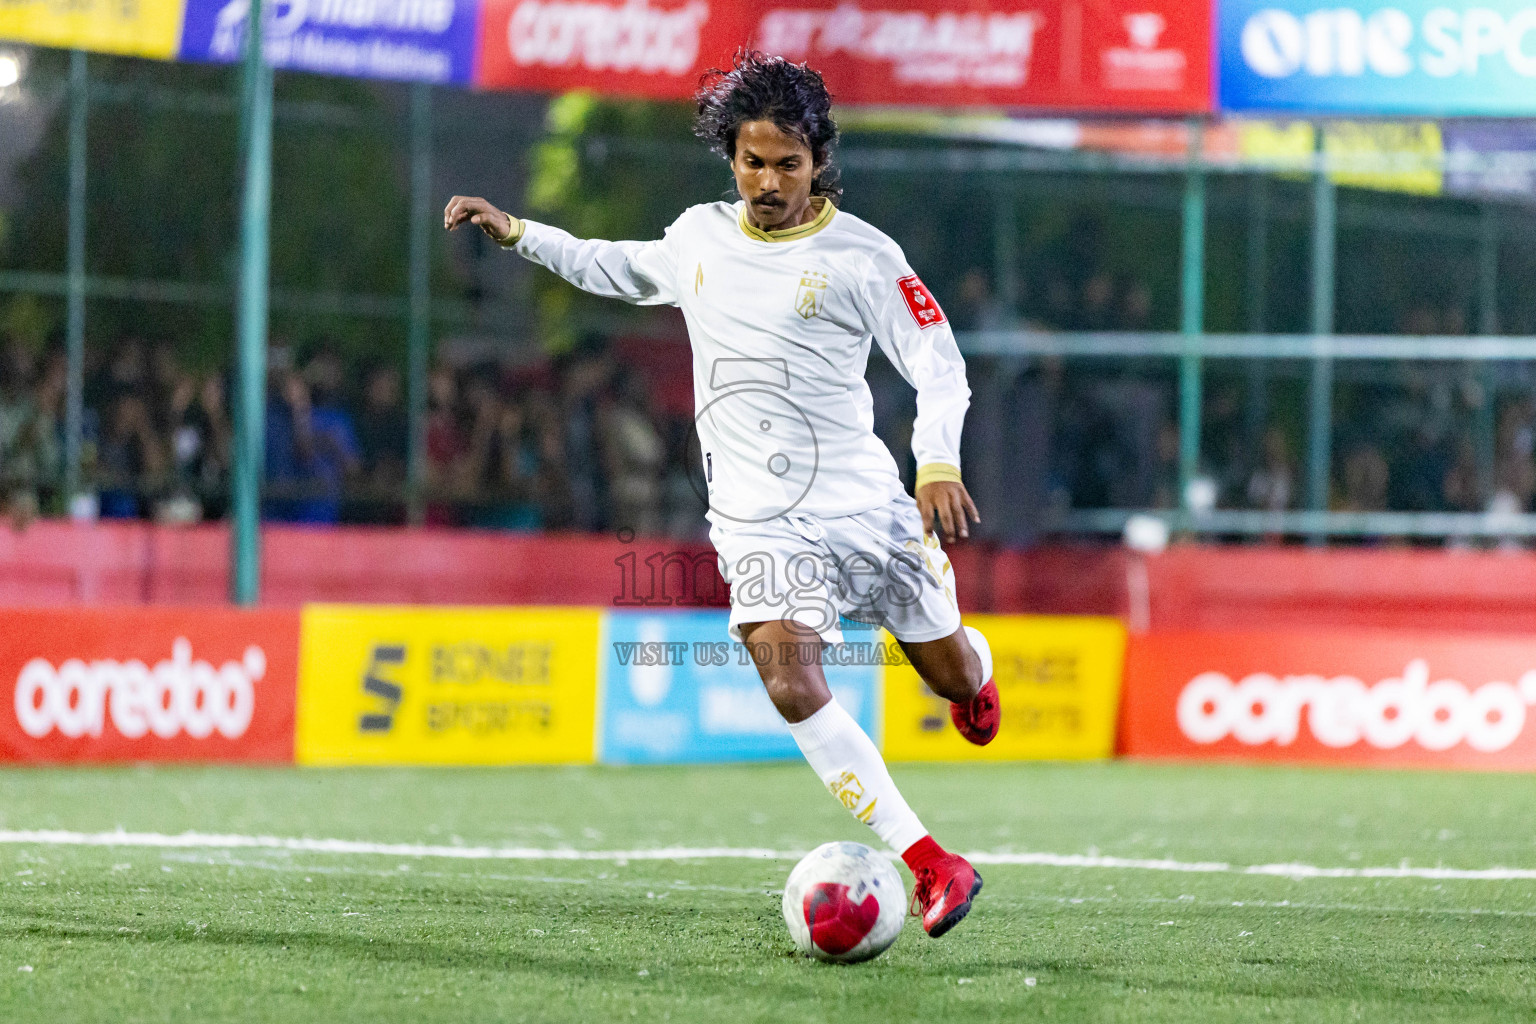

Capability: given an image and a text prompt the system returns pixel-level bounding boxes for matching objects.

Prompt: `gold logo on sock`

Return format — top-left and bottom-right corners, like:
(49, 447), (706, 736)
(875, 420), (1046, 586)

(829, 770), (865, 812)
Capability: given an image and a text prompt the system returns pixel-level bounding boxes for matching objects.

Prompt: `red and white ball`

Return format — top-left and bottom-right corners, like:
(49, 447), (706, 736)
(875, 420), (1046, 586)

(782, 841), (906, 963)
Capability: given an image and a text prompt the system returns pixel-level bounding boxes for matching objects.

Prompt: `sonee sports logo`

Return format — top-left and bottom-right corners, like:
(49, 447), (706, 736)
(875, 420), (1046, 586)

(13, 639), (265, 741)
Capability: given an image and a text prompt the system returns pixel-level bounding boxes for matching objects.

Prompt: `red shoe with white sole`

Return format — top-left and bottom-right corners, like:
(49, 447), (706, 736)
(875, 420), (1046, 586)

(910, 853), (983, 938)
(951, 679), (1000, 745)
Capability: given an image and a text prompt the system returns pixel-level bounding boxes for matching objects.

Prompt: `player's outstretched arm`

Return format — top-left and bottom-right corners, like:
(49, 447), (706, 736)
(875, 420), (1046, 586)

(444, 195), (521, 245)
(444, 194), (678, 307)
(857, 246), (980, 545)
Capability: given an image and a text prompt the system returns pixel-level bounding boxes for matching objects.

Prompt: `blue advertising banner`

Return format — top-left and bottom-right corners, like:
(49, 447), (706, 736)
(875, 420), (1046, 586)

(179, 0), (479, 85)
(600, 611), (883, 765)
(1219, 0), (1536, 114)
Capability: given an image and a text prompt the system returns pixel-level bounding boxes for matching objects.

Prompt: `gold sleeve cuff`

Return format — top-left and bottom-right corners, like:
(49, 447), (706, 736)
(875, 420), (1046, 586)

(915, 463), (963, 490)
(497, 215), (525, 247)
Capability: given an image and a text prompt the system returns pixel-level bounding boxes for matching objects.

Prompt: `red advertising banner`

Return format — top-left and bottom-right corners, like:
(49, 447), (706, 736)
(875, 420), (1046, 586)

(1122, 630), (1536, 770)
(0, 608), (299, 763)
(476, 0), (1212, 112)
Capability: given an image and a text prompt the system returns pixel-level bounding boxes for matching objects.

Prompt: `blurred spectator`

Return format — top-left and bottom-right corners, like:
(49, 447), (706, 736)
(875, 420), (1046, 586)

(1441, 435), (1482, 514)
(458, 367), (540, 531)
(1391, 421), (1452, 513)
(424, 362), (466, 525)
(1246, 427), (1294, 512)
(356, 364), (409, 488)
(1079, 273), (1116, 331)
(556, 336), (615, 533)
(1119, 279), (1154, 332)
(98, 393), (165, 519)
(0, 341), (58, 526)
(1492, 400), (1536, 512)
(1150, 421), (1180, 511)
(600, 368), (666, 536)
(264, 352), (361, 525)
(1041, 275), (1075, 331)
(1338, 443), (1390, 513)
(157, 370), (230, 524)
(951, 268), (1011, 332)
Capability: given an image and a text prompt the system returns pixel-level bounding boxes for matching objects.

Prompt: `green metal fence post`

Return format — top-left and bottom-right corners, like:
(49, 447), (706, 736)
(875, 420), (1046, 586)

(406, 83), (432, 527)
(1306, 130), (1337, 526)
(1244, 172), (1269, 455)
(1178, 119), (1207, 507)
(232, 0), (272, 605)
(1475, 203), (1499, 501)
(64, 51), (87, 505)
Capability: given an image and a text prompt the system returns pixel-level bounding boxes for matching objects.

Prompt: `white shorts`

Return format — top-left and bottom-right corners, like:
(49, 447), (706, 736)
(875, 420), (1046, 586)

(708, 492), (962, 645)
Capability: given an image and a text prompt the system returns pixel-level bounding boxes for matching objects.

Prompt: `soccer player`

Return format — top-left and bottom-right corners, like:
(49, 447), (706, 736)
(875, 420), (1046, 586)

(445, 51), (999, 939)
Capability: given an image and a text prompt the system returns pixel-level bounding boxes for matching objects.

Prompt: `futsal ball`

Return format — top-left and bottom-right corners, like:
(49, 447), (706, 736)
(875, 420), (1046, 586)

(782, 841), (906, 963)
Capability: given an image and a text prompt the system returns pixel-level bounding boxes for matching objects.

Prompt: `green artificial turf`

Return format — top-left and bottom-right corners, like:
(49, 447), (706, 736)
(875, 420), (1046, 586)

(1, 762), (1533, 1022)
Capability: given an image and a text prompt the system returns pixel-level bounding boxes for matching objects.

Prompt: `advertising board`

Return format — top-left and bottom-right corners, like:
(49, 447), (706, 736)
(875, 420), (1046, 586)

(883, 614), (1125, 761)
(600, 611), (881, 764)
(477, 0), (1213, 111)
(1219, 0), (1536, 114)
(296, 605), (600, 765)
(179, 0), (481, 83)
(0, 607), (298, 763)
(0, 0), (186, 59)
(1123, 629), (1536, 769)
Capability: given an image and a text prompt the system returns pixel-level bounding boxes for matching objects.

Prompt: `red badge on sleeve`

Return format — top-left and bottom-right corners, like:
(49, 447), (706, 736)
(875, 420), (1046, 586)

(897, 275), (946, 329)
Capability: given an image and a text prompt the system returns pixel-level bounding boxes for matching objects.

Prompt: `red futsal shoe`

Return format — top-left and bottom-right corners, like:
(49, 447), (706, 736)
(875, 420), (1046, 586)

(951, 679), (1000, 745)
(910, 853), (983, 938)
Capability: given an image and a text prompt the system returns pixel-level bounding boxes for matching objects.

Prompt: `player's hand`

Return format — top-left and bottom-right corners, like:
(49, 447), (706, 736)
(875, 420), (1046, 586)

(444, 195), (515, 242)
(917, 480), (980, 545)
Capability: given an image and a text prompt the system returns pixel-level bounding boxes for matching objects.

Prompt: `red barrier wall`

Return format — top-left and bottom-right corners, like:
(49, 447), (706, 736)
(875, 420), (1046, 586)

(5, 522), (1536, 631)
(0, 522), (721, 608)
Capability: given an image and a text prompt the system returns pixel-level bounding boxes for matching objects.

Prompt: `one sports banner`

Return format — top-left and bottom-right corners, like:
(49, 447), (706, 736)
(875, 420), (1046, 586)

(177, 0), (482, 84)
(883, 614), (1125, 761)
(600, 611), (882, 764)
(1122, 629), (1536, 769)
(0, 0), (187, 59)
(1219, 0), (1536, 114)
(478, 0), (1214, 112)
(296, 605), (601, 764)
(0, 607), (299, 763)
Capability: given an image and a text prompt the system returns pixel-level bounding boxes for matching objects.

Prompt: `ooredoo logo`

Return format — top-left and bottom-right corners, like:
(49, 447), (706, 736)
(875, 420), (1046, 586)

(13, 639), (266, 742)
(1177, 659), (1536, 753)
(506, 0), (710, 74)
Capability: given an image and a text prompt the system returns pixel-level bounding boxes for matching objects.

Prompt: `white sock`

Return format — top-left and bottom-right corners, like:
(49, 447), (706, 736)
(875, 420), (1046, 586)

(786, 698), (928, 854)
(963, 625), (994, 688)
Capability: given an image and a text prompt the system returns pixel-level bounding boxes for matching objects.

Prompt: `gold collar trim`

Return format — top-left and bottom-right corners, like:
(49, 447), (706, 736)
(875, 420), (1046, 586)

(738, 197), (836, 243)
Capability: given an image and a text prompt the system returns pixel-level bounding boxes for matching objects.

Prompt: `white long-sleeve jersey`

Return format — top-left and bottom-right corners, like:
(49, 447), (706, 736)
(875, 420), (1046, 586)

(509, 198), (971, 525)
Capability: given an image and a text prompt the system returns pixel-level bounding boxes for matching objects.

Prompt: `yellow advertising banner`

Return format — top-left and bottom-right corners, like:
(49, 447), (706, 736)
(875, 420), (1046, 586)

(1236, 119), (1444, 196)
(296, 606), (601, 766)
(1324, 121), (1443, 197)
(0, 1), (185, 60)
(882, 615), (1126, 762)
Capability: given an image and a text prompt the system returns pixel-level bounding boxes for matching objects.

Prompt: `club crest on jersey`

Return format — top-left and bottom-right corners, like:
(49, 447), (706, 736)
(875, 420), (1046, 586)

(795, 270), (830, 319)
(898, 274), (946, 329)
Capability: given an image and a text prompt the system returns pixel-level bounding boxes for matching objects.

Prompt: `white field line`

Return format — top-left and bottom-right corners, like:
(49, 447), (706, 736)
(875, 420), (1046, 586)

(158, 853), (1536, 918)
(3, 828), (1536, 882)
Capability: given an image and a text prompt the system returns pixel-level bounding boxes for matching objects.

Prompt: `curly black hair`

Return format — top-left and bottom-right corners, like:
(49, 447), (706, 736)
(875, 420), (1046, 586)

(693, 50), (842, 205)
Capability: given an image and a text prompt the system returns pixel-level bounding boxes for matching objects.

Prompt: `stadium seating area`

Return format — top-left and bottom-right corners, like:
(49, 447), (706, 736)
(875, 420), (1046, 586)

(3, 304), (1534, 542)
